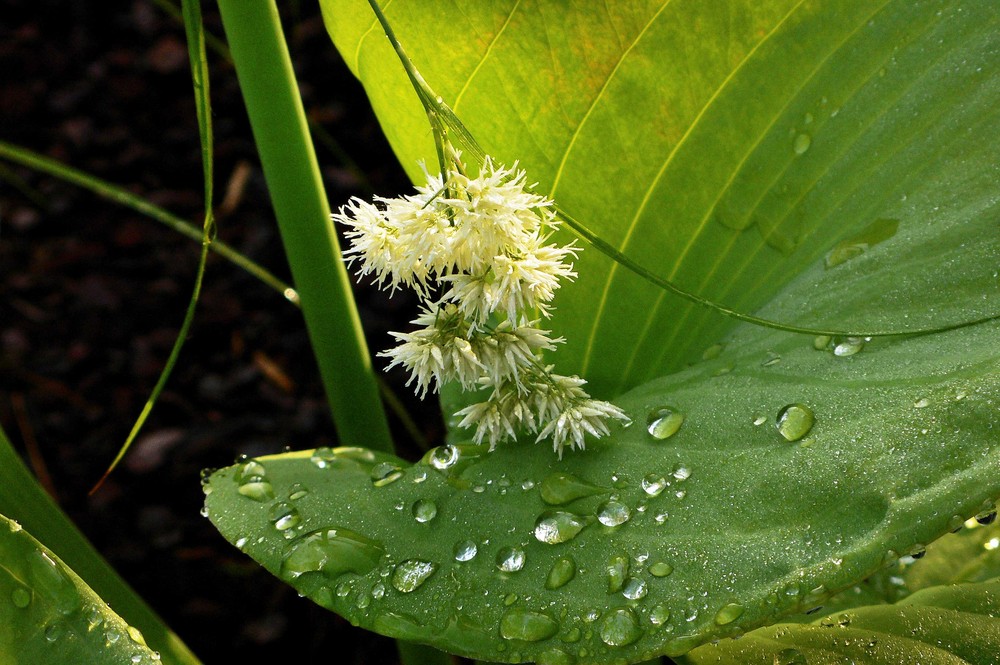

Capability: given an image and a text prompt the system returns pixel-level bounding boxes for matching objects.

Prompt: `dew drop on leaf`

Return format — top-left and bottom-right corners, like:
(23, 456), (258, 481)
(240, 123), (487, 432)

(310, 447), (336, 469)
(648, 561), (673, 578)
(713, 602), (745, 625)
(499, 608), (560, 642)
(496, 547), (526, 573)
(776, 404), (815, 441)
(545, 556), (576, 590)
(391, 559), (436, 593)
(641, 474), (667, 497)
(534, 511), (589, 544)
(453, 540), (478, 562)
(646, 407), (684, 440)
(10, 587), (30, 609)
(371, 462), (403, 487)
(280, 527), (385, 579)
(411, 499), (438, 523)
(270, 502), (301, 532)
(597, 500), (631, 527)
(833, 336), (866, 357)
(793, 133), (811, 155)
(598, 607), (642, 647)
(649, 604), (671, 626)
(539, 472), (605, 505)
(622, 577), (648, 600)
(428, 445), (459, 470)
(607, 555), (629, 593)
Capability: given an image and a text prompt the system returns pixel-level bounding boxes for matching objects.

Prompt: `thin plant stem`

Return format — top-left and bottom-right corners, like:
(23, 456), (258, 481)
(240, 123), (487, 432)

(214, 0), (392, 451)
(0, 423), (202, 665)
(0, 140), (298, 303)
(91, 0), (216, 493)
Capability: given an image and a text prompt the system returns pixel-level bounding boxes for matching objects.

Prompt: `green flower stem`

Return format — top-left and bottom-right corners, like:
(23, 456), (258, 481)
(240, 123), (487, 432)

(215, 0), (392, 452)
(0, 425), (201, 665)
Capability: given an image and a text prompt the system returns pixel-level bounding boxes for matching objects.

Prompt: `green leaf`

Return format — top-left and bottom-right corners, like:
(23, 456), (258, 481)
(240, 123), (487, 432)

(0, 513), (162, 665)
(204, 301), (1000, 663)
(321, 0), (1000, 398)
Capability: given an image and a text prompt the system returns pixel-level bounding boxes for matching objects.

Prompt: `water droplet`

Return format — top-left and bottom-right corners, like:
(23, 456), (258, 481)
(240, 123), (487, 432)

(793, 133), (811, 155)
(500, 608), (559, 642)
(539, 472), (605, 505)
(649, 604), (671, 626)
(545, 557), (576, 590)
(11, 587), (30, 608)
(454, 540), (478, 562)
(776, 404), (814, 441)
(391, 560), (436, 593)
(270, 502), (301, 532)
(534, 511), (590, 544)
(813, 335), (832, 350)
(105, 628), (121, 645)
(647, 407), (684, 440)
(774, 647), (808, 664)
(641, 474), (667, 497)
(833, 336), (866, 357)
(597, 500), (631, 527)
(762, 352), (782, 367)
(288, 483), (309, 501)
(411, 499), (438, 523)
(607, 555), (629, 593)
(599, 607), (642, 647)
(672, 465), (691, 481)
(373, 612), (425, 641)
(622, 577), (648, 600)
(825, 218), (899, 269)
(654, 511), (669, 524)
(280, 527), (385, 579)
(496, 547), (526, 573)
(753, 414), (767, 426)
(976, 508), (997, 525)
(648, 561), (673, 577)
(237, 480), (274, 502)
(371, 462), (403, 487)
(310, 447), (336, 468)
(28, 550), (76, 614)
(428, 445), (459, 470)
(714, 602), (745, 625)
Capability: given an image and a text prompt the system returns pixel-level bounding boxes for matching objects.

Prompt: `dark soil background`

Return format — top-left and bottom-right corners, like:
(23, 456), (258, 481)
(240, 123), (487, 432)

(0, 1), (447, 662)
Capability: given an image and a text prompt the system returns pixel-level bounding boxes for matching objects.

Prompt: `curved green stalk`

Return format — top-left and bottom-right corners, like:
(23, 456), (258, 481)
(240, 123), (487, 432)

(213, 1), (392, 450)
(0, 424), (201, 664)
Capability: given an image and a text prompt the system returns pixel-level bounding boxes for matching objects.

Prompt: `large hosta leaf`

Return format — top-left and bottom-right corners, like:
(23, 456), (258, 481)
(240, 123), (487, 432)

(204, 303), (1000, 663)
(320, 0), (1000, 398)
(0, 514), (162, 665)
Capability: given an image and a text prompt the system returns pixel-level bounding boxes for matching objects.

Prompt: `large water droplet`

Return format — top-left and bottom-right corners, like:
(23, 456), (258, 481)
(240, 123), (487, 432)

(496, 547), (526, 573)
(649, 604), (671, 626)
(534, 511), (589, 544)
(647, 407), (684, 440)
(776, 404), (814, 441)
(622, 577), (648, 600)
(270, 502), (301, 532)
(236, 460), (275, 502)
(648, 561), (673, 578)
(428, 445), (459, 470)
(28, 550), (76, 614)
(597, 501), (631, 527)
(641, 474), (667, 497)
(391, 560), (436, 593)
(545, 557), (576, 590)
(412, 499), (438, 523)
(11, 587), (30, 609)
(540, 472), (605, 505)
(500, 608), (559, 642)
(714, 602), (745, 625)
(454, 540), (478, 562)
(599, 607), (642, 647)
(833, 337), (866, 357)
(371, 462), (403, 487)
(280, 527), (385, 579)
(774, 647), (808, 664)
(288, 483), (309, 501)
(310, 447), (337, 469)
(793, 133), (811, 155)
(607, 555), (629, 593)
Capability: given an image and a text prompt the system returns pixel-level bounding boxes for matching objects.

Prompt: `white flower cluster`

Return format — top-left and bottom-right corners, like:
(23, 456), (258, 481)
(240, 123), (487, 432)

(334, 157), (629, 456)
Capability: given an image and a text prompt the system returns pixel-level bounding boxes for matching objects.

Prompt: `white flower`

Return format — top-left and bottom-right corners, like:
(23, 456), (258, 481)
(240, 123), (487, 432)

(334, 153), (627, 456)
